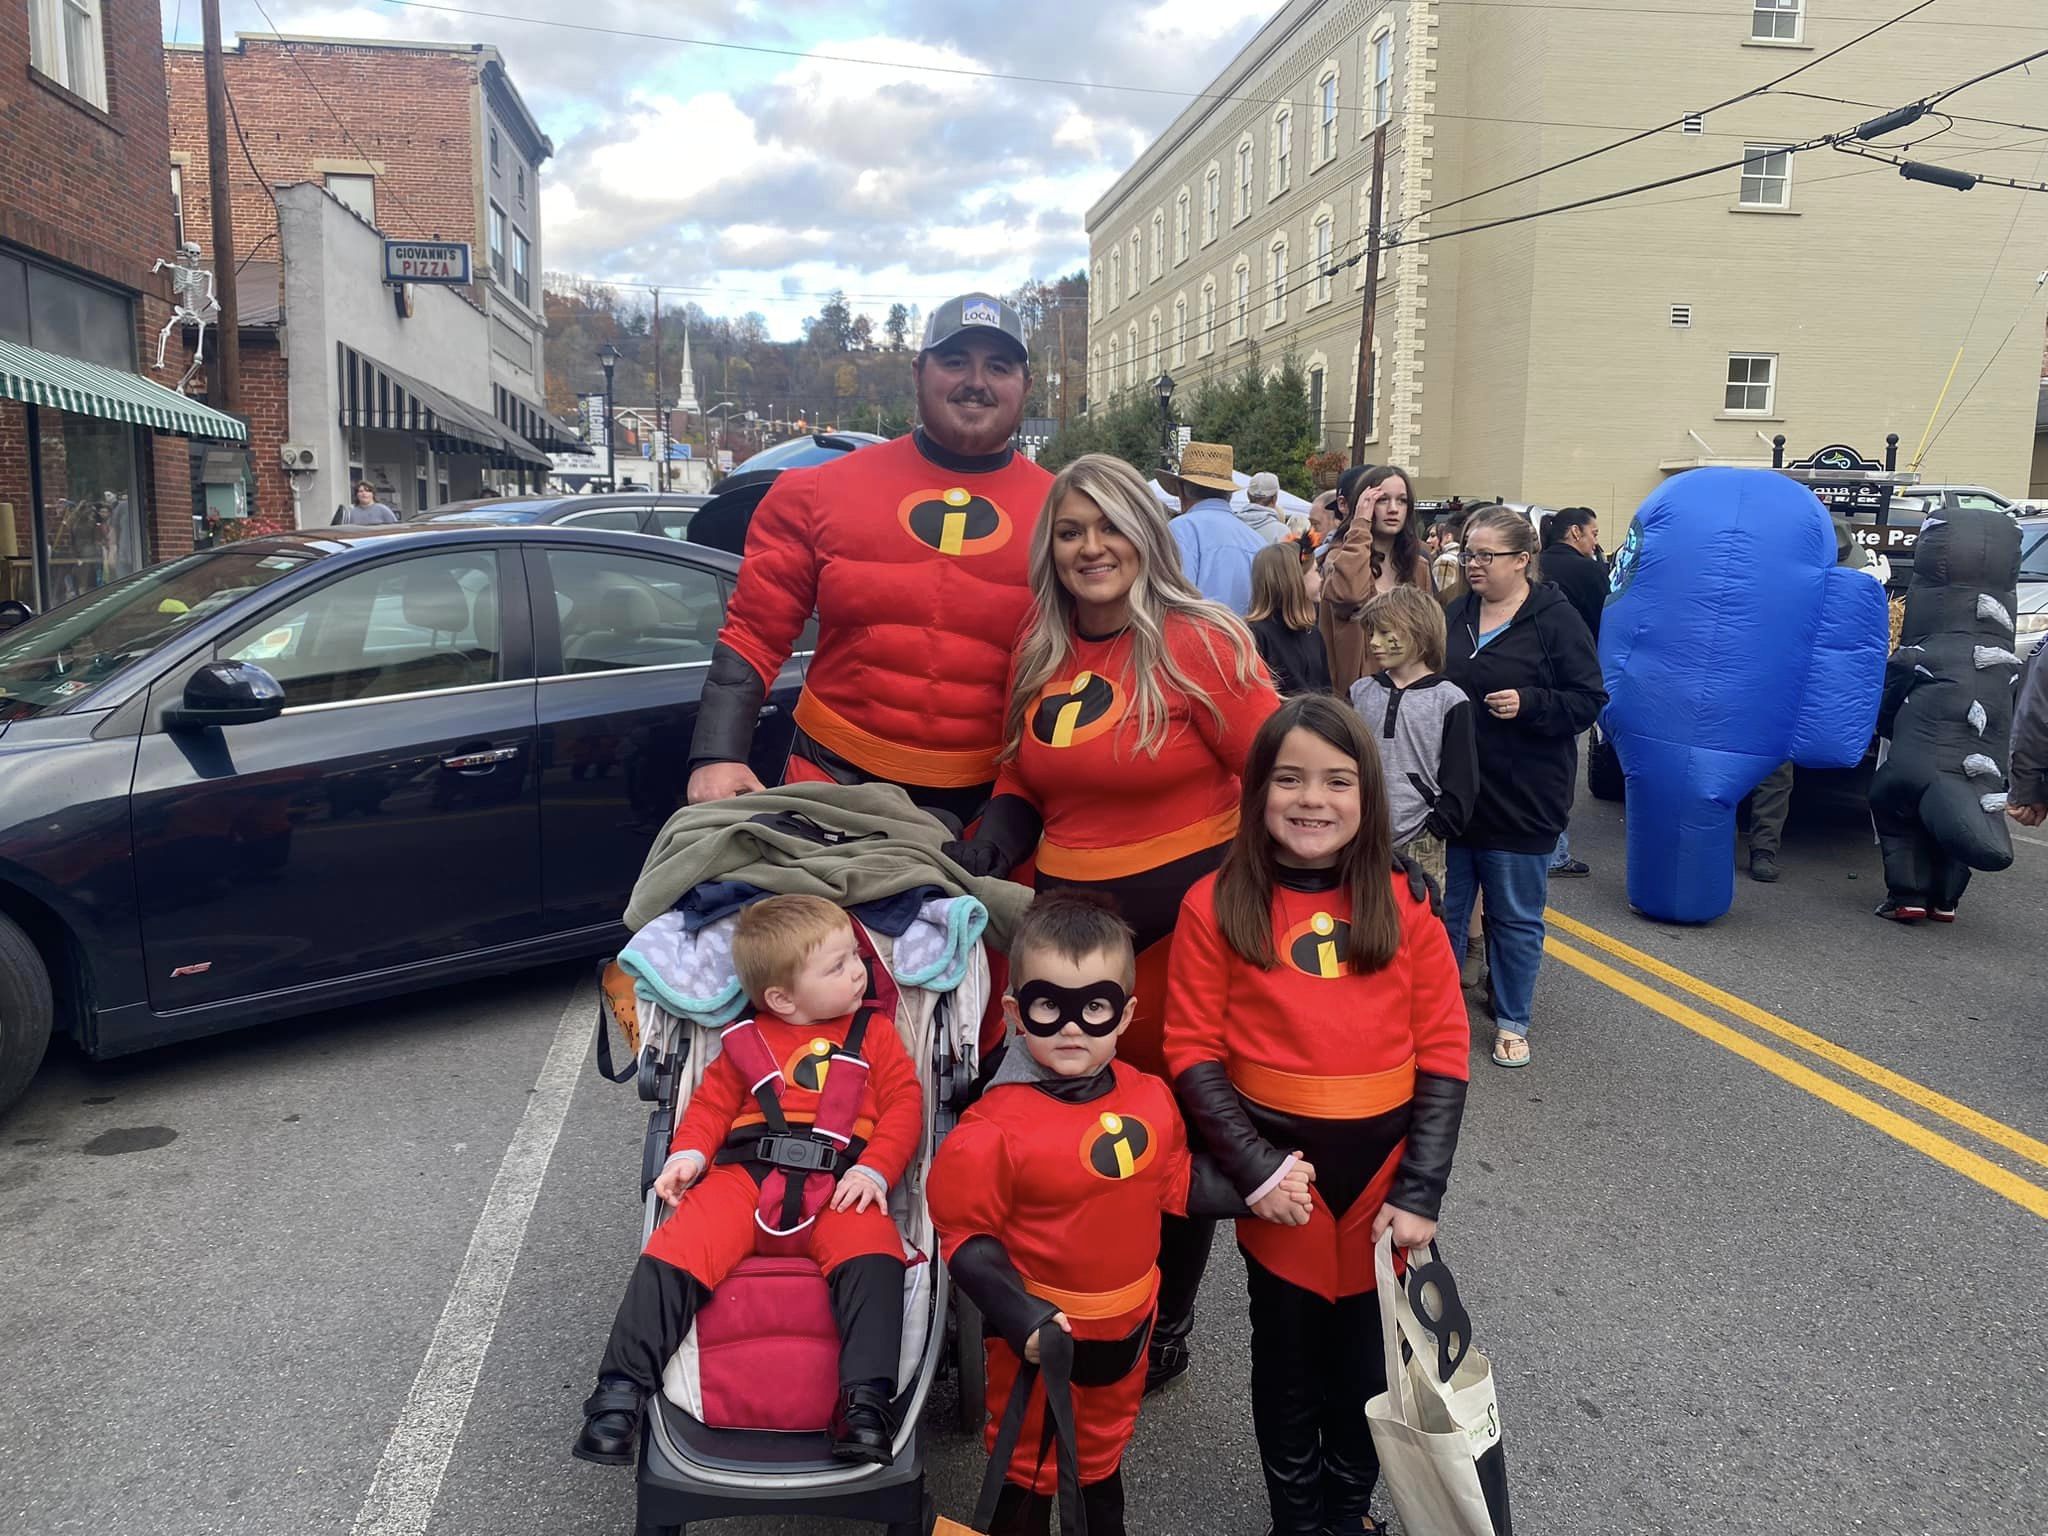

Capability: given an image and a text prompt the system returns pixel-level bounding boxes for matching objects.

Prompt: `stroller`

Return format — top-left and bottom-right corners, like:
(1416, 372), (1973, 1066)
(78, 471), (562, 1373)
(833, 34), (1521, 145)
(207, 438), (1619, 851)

(596, 889), (992, 1536)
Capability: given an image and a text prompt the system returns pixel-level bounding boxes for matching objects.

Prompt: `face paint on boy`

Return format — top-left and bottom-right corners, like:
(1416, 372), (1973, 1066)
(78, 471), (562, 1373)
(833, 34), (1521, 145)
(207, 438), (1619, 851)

(1368, 626), (1408, 669)
(1014, 980), (1130, 1037)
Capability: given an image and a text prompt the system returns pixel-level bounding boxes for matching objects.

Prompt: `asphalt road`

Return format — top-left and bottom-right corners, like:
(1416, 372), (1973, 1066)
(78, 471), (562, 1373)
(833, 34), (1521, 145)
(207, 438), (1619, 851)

(2, 777), (2044, 1536)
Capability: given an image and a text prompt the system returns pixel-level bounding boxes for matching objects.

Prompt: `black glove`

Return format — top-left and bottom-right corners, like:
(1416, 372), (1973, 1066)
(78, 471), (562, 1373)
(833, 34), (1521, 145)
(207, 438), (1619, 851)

(948, 1235), (1061, 1356)
(941, 794), (1042, 880)
(1173, 1060), (1287, 1197)
(1387, 1071), (1468, 1221)
(1395, 854), (1441, 915)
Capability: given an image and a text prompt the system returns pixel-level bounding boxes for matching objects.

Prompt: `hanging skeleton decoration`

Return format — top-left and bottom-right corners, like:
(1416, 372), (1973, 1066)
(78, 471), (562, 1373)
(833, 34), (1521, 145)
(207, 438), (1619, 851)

(152, 243), (220, 389)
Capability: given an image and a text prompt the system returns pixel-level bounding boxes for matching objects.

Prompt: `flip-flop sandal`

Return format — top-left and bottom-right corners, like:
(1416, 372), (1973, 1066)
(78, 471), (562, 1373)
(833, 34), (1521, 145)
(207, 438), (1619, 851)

(1491, 1032), (1531, 1068)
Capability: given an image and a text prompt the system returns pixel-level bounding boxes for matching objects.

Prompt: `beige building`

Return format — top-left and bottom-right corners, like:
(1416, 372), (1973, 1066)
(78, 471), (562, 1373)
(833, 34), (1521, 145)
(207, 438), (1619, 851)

(1085, 0), (2048, 515)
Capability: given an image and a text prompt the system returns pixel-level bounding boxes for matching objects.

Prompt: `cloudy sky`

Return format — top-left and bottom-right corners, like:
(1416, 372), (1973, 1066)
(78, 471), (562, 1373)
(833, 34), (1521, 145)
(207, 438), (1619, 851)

(165, 0), (1270, 338)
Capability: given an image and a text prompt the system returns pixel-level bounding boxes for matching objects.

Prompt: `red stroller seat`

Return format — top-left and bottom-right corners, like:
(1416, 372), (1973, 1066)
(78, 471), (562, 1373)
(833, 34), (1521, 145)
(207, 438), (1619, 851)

(687, 1256), (840, 1432)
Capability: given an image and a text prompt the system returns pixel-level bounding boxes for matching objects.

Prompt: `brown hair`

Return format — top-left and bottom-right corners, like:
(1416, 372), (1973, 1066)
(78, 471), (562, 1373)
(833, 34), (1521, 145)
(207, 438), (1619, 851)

(1009, 892), (1137, 989)
(354, 481), (377, 498)
(1461, 503), (1542, 584)
(1247, 542), (1316, 631)
(732, 894), (850, 1003)
(1362, 585), (1446, 672)
(1213, 695), (1401, 973)
(1363, 465), (1430, 590)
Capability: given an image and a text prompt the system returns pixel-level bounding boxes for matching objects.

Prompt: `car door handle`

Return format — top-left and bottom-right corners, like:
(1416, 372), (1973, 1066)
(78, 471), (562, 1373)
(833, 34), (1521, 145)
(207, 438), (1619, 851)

(442, 746), (522, 771)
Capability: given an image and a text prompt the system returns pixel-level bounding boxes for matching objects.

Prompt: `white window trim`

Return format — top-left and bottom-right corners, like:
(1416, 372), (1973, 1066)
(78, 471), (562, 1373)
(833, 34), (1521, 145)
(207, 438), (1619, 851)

(1126, 323), (1140, 388)
(1109, 247), (1122, 309)
(1723, 352), (1778, 416)
(1151, 211), (1165, 281)
(1128, 231), (1142, 297)
(1199, 280), (1218, 356)
(1738, 143), (1793, 208)
(1312, 209), (1335, 306)
(1173, 295), (1188, 366)
(1147, 311), (1162, 383)
(1367, 28), (1394, 133)
(1175, 190), (1191, 263)
(1750, 0), (1803, 43)
(1232, 260), (1251, 342)
(170, 165), (186, 247)
(1354, 185), (1372, 288)
(1267, 237), (1289, 327)
(29, 0), (109, 109)
(1316, 65), (1341, 168)
(1203, 163), (1223, 245)
(1235, 135), (1256, 224)
(1306, 350), (1330, 444)
(1108, 335), (1121, 397)
(1271, 105), (1293, 197)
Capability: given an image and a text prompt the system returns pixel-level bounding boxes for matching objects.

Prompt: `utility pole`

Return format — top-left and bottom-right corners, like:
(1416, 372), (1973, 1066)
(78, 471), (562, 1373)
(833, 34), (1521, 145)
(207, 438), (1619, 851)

(1055, 302), (1070, 431)
(1349, 123), (1387, 467)
(653, 287), (666, 492)
(201, 0), (240, 410)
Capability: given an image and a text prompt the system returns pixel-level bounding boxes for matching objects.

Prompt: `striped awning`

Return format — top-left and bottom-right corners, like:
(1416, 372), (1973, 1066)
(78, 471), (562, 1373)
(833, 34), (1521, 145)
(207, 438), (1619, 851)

(496, 384), (583, 453)
(0, 337), (248, 441)
(338, 343), (550, 470)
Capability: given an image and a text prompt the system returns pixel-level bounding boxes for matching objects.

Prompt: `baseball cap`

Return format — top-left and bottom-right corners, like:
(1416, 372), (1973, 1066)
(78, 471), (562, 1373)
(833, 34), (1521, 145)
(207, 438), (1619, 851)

(1247, 472), (1281, 501)
(921, 292), (1029, 361)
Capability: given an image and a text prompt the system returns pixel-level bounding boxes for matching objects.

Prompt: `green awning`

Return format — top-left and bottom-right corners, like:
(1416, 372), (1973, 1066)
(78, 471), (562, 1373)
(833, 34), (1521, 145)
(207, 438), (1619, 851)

(0, 337), (247, 441)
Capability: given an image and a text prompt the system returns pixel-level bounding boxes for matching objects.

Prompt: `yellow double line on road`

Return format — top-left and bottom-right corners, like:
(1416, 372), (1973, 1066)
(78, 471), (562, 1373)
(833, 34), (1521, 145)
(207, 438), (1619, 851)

(1543, 909), (2048, 1222)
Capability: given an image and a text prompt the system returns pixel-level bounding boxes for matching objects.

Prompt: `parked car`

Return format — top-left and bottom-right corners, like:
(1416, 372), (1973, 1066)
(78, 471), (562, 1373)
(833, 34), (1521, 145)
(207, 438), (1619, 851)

(688, 431), (889, 555)
(409, 491), (711, 540)
(2018, 514), (2047, 659)
(0, 522), (808, 1114)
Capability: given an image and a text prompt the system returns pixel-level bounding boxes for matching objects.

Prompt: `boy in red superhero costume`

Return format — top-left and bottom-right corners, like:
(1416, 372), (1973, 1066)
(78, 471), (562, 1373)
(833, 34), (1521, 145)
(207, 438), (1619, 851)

(687, 293), (1054, 829)
(929, 895), (1311, 1535)
(575, 896), (921, 1468)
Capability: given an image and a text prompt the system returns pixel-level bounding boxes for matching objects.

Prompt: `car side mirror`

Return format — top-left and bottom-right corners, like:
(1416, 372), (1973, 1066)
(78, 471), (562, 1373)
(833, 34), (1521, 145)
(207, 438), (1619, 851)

(0, 599), (32, 632)
(164, 660), (286, 731)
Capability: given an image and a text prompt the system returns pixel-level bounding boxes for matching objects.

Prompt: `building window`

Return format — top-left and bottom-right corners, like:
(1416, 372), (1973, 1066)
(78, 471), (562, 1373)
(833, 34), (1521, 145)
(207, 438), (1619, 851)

(1147, 314), (1160, 381)
(1110, 247), (1121, 308)
(1109, 334), (1120, 394)
(1093, 261), (1104, 319)
(325, 173), (376, 224)
(516, 164), (527, 205)
(1173, 297), (1188, 365)
(1268, 239), (1288, 325)
(1371, 31), (1393, 128)
(28, 0), (107, 108)
(1308, 366), (1326, 439)
(1091, 346), (1102, 402)
(1740, 144), (1791, 207)
(513, 230), (531, 306)
(1319, 70), (1339, 164)
(1204, 168), (1221, 243)
(170, 167), (185, 246)
(1126, 324), (1139, 387)
(1233, 262), (1250, 341)
(489, 125), (500, 169)
(1725, 353), (1776, 414)
(1314, 216), (1334, 303)
(1199, 281), (1217, 356)
(1175, 192), (1190, 262)
(1151, 212), (1165, 280)
(489, 202), (507, 281)
(1752, 0), (1801, 40)
(1236, 137), (1254, 221)
(1273, 106), (1292, 194)
(1128, 233), (1141, 297)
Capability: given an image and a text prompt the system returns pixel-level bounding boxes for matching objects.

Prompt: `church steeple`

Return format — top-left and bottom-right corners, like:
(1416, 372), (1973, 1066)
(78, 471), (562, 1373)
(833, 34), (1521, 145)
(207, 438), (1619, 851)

(675, 324), (701, 415)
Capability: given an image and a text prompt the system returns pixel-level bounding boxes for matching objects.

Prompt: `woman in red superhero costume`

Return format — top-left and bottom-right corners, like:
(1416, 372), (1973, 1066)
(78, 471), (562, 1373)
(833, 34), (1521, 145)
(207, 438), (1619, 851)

(1164, 695), (1470, 1536)
(686, 294), (1054, 828)
(946, 452), (1280, 1395)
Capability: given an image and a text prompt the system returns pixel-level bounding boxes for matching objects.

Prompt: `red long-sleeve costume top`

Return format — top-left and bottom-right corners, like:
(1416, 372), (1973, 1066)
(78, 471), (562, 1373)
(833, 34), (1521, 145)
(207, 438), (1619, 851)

(928, 1064), (1191, 1337)
(994, 614), (1280, 883)
(671, 1011), (924, 1189)
(717, 433), (1052, 789)
(1163, 871), (1468, 1299)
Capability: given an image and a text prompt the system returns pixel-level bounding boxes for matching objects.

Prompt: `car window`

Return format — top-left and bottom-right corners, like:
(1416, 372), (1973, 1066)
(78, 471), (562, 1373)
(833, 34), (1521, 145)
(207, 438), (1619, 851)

(2021, 530), (2048, 581)
(546, 548), (723, 674)
(651, 508), (695, 540)
(221, 550), (502, 706)
(1954, 492), (2011, 513)
(560, 508), (643, 532)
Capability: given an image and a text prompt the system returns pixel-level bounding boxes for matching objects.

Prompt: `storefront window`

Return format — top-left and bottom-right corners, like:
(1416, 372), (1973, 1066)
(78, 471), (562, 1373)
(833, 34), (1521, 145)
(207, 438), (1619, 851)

(38, 414), (143, 608)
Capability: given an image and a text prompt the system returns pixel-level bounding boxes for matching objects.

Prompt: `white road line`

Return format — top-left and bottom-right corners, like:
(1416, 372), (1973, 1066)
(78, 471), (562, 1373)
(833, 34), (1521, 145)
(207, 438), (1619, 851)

(2014, 829), (2048, 849)
(351, 986), (592, 1536)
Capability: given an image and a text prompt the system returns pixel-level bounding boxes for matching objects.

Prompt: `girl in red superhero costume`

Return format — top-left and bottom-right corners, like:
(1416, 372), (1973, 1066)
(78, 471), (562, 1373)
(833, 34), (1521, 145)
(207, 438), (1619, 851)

(929, 895), (1305, 1536)
(946, 452), (1280, 1394)
(1164, 695), (1470, 1536)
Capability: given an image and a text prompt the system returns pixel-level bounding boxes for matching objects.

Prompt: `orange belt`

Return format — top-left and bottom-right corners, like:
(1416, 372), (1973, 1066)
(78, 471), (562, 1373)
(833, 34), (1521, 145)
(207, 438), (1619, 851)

(1232, 1055), (1416, 1120)
(1035, 808), (1239, 882)
(1024, 1266), (1159, 1321)
(794, 689), (1000, 789)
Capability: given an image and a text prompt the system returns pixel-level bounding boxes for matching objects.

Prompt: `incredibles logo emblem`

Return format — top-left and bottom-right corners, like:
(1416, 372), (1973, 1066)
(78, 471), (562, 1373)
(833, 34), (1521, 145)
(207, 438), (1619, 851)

(785, 1037), (845, 1092)
(1081, 1111), (1155, 1181)
(1029, 671), (1124, 749)
(1283, 911), (1353, 979)
(898, 487), (1013, 557)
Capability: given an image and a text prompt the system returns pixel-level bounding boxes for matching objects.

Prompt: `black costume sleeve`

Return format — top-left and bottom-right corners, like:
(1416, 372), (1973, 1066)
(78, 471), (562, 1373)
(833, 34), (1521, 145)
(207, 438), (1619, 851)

(949, 1235), (1062, 1354)
(686, 642), (769, 775)
(2013, 650), (2048, 807)
(1516, 605), (1608, 738)
(1877, 646), (1925, 741)
(941, 794), (1043, 880)
(1174, 1060), (1289, 1197)
(1425, 699), (1479, 843)
(1185, 1151), (1252, 1219)
(1386, 1070), (1468, 1221)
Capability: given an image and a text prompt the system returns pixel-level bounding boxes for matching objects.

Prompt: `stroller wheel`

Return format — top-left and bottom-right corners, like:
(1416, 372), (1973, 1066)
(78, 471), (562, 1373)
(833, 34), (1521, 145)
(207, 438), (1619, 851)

(885, 1491), (937, 1536)
(953, 1291), (987, 1435)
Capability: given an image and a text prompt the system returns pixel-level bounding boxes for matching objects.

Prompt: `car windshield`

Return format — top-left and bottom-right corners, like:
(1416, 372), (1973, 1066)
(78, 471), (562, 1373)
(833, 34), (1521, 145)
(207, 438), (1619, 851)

(411, 499), (565, 525)
(2021, 527), (2048, 581)
(0, 546), (320, 722)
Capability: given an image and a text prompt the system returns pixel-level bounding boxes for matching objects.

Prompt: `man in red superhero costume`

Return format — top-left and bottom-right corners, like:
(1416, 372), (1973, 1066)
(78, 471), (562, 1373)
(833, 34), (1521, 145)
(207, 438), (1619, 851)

(687, 293), (1053, 828)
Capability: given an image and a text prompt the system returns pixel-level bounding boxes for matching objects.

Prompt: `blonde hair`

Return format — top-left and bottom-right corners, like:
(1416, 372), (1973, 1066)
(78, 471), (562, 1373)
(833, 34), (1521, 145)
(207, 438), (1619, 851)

(1362, 585), (1447, 672)
(733, 894), (849, 1003)
(1247, 542), (1316, 630)
(1462, 504), (1542, 585)
(1003, 453), (1261, 760)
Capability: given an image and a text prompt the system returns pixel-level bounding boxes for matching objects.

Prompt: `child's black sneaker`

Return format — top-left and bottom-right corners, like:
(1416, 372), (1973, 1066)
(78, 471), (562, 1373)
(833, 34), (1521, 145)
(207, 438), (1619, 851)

(572, 1376), (642, 1465)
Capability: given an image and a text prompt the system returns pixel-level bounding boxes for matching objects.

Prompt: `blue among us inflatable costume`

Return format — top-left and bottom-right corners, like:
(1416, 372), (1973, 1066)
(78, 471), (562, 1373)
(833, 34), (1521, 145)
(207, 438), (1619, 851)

(1600, 468), (1889, 924)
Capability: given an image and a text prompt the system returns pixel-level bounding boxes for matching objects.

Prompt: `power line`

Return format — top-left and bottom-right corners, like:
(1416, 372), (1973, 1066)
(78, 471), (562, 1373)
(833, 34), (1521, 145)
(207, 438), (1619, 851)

(1830, 140), (2048, 192)
(1770, 87), (2048, 137)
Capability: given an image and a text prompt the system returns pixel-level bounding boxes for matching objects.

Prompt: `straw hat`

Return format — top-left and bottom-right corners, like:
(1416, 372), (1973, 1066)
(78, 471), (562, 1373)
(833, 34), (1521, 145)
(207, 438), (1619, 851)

(1163, 440), (1236, 499)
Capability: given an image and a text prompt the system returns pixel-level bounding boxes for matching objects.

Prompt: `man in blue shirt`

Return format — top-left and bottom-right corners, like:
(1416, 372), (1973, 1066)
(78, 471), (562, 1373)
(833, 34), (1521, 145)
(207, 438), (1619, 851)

(1162, 440), (1265, 614)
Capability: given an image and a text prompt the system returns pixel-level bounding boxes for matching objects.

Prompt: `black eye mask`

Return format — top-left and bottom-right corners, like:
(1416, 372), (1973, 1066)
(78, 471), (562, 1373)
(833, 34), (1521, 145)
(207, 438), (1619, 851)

(1013, 980), (1129, 1038)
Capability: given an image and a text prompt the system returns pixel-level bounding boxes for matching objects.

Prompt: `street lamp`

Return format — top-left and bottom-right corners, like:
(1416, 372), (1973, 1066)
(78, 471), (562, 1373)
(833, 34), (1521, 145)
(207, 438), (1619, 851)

(1154, 372), (1177, 474)
(597, 341), (622, 489)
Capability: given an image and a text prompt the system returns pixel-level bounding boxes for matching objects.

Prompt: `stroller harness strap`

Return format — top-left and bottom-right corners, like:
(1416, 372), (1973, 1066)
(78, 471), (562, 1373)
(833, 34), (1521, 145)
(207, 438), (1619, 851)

(715, 1008), (875, 1246)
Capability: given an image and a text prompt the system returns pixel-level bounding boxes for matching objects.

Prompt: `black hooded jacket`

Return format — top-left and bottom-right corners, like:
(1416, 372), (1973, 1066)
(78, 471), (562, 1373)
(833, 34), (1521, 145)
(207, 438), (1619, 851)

(1443, 581), (1608, 852)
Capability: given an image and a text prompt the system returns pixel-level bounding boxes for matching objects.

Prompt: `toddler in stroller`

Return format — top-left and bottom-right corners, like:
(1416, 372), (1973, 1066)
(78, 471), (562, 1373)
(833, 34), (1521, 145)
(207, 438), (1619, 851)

(578, 894), (922, 1469)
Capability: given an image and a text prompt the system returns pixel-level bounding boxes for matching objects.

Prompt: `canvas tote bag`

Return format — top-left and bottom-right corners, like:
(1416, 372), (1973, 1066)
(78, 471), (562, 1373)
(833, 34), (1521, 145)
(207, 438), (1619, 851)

(1365, 1232), (1513, 1535)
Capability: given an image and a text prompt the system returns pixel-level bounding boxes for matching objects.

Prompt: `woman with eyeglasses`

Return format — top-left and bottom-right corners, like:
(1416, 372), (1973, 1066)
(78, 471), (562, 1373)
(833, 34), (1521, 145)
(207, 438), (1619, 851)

(1320, 464), (1433, 693)
(1440, 506), (1606, 1069)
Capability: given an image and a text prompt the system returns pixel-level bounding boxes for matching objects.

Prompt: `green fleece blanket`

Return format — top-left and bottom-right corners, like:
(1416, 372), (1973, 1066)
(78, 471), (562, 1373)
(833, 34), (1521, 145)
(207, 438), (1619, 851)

(625, 780), (1034, 946)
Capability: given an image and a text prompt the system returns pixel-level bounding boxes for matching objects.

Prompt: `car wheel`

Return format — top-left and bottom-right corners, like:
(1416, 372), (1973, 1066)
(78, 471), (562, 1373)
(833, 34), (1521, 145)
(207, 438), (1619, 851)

(0, 912), (54, 1116)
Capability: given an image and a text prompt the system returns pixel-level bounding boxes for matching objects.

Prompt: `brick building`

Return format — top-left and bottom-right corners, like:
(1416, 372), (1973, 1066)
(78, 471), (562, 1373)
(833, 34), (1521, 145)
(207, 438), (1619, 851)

(164, 34), (572, 528)
(2, 0), (245, 613)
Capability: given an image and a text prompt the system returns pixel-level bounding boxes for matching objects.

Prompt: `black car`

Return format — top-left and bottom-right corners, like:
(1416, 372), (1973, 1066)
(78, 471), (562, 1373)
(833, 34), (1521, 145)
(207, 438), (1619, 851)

(409, 491), (711, 540)
(0, 523), (807, 1113)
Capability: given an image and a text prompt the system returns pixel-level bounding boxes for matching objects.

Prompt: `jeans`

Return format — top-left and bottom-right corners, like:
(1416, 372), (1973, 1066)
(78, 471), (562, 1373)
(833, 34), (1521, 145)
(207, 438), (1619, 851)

(1443, 845), (1551, 1035)
(1549, 827), (1572, 868)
